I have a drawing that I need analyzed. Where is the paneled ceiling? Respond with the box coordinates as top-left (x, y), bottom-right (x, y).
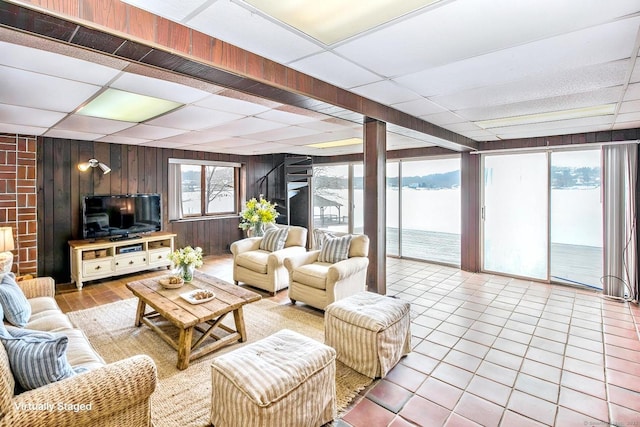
top-left (1, 0), bottom-right (639, 156)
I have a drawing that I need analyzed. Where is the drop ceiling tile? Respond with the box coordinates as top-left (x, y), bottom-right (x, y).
top-left (186, 0), bottom-right (322, 64)
top-left (0, 104), bottom-right (66, 127)
top-left (247, 125), bottom-right (321, 141)
top-left (615, 112), bottom-right (640, 123)
top-left (624, 82), bottom-right (640, 101)
top-left (391, 98), bottom-right (447, 117)
top-left (56, 115), bottom-right (136, 134)
top-left (456, 86), bottom-right (624, 121)
top-left (234, 142), bottom-right (292, 155)
top-left (121, 0), bottom-right (209, 22)
top-left (351, 80), bottom-right (420, 105)
top-left (111, 124), bottom-right (187, 139)
top-left (432, 60), bottom-right (630, 111)
top-left (205, 117), bottom-right (287, 136)
top-left (140, 139), bottom-right (194, 149)
top-left (98, 135), bottom-right (151, 145)
top-left (158, 131), bottom-right (227, 144)
top-left (195, 94), bottom-right (272, 115)
top-left (397, 17), bottom-right (639, 98)
top-left (495, 123), bottom-right (613, 140)
top-left (298, 119), bottom-right (359, 132)
top-left (492, 115), bottom-right (614, 137)
top-left (289, 51), bottom-right (380, 89)
top-left (146, 106), bottom-right (243, 130)
top-left (111, 72), bottom-right (211, 104)
top-left (0, 41), bottom-right (124, 85)
top-left (420, 111), bottom-right (467, 126)
top-left (0, 66), bottom-right (101, 112)
top-left (619, 99), bottom-right (640, 114)
top-left (255, 109), bottom-right (317, 125)
top-left (335, 0), bottom-right (640, 77)
top-left (43, 129), bottom-right (105, 140)
top-left (0, 123), bottom-right (48, 136)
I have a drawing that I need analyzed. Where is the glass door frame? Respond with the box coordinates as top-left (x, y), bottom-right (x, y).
top-left (480, 147), bottom-right (603, 285)
top-left (480, 150), bottom-right (552, 283)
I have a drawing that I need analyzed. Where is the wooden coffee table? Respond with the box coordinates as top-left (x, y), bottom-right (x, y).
top-left (126, 272), bottom-right (261, 370)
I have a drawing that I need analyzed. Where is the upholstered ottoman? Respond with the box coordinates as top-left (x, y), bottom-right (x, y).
top-left (325, 291), bottom-right (411, 378)
top-left (210, 329), bottom-right (336, 427)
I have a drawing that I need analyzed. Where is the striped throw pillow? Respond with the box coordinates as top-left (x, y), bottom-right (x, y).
top-left (1, 327), bottom-right (76, 390)
top-left (313, 229), bottom-right (334, 250)
top-left (259, 227), bottom-right (289, 252)
top-left (0, 273), bottom-right (31, 327)
top-left (318, 234), bottom-right (352, 263)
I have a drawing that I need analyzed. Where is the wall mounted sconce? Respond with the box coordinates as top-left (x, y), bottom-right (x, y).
top-left (0, 227), bottom-right (14, 274)
top-left (78, 159), bottom-right (111, 174)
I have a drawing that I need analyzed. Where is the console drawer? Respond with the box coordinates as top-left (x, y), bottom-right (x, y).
top-left (83, 258), bottom-right (114, 277)
top-left (115, 253), bottom-right (148, 272)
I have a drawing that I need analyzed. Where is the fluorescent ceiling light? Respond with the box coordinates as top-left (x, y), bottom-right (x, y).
top-left (77, 88), bottom-right (183, 123)
top-left (245, 0), bottom-right (441, 45)
top-left (474, 104), bottom-right (616, 130)
top-left (307, 138), bottom-right (362, 149)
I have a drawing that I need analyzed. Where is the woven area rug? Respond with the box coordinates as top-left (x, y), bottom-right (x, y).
top-left (67, 297), bottom-right (372, 426)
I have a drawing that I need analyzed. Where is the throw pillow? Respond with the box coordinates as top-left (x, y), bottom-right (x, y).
top-left (259, 227), bottom-right (289, 252)
top-left (313, 229), bottom-right (334, 250)
top-left (0, 272), bottom-right (31, 327)
top-left (1, 327), bottom-right (76, 390)
top-left (318, 234), bottom-right (352, 263)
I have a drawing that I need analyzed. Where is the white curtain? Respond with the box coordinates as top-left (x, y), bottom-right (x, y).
top-left (168, 163), bottom-right (183, 220)
top-left (602, 144), bottom-right (637, 299)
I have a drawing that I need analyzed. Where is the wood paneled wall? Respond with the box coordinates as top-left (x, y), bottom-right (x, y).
top-left (37, 137), bottom-right (283, 284)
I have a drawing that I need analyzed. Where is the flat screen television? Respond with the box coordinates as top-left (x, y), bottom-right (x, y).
top-left (82, 193), bottom-right (162, 239)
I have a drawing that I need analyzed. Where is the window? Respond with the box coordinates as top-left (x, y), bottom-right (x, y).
top-left (168, 159), bottom-right (241, 220)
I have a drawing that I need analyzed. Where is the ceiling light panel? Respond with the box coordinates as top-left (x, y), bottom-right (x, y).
top-left (77, 88), bottom-right (183, 123)
top-left (245, 0), bottom-right (440, 45)
top-left (0, 66), bottom-right (101, 112)
top-left (474, 104), bottom-right (615, 129)
top-left (186, 0), bottom-right (322, 64)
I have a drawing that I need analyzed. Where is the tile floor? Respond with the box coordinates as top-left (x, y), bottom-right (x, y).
top-left (56, 255), bottom-right (640, 426)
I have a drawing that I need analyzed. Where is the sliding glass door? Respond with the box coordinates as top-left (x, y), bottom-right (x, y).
top-left (550, 150), bottom-right (602, 288)
top-left (483, 149), bottom-right (603, 286)
top-left (483, 153), bottom-right (548, 280)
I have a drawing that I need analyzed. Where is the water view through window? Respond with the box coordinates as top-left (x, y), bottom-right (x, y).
top-left (313, 157), bottom-right (461, 265)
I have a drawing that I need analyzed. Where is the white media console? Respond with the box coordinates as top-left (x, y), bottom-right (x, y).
top-left (69, 231), bottom-right (176, 289)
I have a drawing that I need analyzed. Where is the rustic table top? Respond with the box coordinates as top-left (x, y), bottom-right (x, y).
top-left (126, 272), bottom-right (262, 328)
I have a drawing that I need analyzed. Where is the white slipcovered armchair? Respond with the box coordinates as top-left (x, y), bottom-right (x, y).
top-left (284, 233), bottom-right (369, 310)
top-left (230, 225), bottom-right (308, 295)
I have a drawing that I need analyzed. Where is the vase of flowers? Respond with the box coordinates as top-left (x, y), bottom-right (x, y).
top-left (168, 246), bottom-right (203, 282)
top-left (239, 195), bottom-right (279, 237)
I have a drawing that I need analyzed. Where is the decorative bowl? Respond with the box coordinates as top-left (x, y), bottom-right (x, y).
top-left (158, 275), bottom-right (184, 289)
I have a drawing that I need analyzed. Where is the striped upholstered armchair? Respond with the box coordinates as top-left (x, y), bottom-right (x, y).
top-left (284, 233), bottom-right (369, 310)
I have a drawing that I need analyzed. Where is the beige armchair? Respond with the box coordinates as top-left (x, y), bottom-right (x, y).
top-left (284, 234), bottom-right (369, 310)
top-left (231, 225), bottom-right (308, 295)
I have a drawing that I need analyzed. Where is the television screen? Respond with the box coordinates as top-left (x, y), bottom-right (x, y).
top-left (82, 194), bottom-right (162, 239)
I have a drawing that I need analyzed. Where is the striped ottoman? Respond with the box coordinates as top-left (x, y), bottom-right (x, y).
top-left (325, 291), bottom-right (411, 378)
top-left (210, 329), bottom-right (336, 427)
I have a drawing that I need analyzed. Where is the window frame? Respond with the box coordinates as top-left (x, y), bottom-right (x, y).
top-left (168, 158), bottom-right (243, 221)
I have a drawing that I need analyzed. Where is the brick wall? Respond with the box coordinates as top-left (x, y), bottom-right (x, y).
top-left (0, 134), bottom-right (37, 275)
